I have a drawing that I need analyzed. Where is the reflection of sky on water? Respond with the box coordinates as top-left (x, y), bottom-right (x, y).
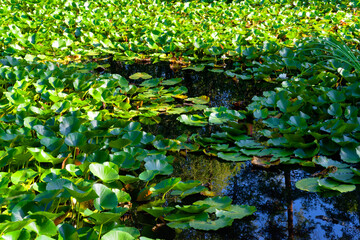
top-left (111, 61), bottom-right (360, 239)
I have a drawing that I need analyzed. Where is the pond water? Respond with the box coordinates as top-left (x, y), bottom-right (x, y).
top-left (110, 61), bottom-right (360, 239)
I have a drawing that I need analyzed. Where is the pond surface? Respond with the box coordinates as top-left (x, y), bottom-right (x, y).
top-left (110, 61), bottom-right (360, 240)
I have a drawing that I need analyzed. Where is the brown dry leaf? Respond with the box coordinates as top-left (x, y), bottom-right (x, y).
top-left (54, 211), bottom-right (70, 226)
top-left (251, 156), bottom-right (280, 168)
top-left (137, 187), bottom-right (153, 202)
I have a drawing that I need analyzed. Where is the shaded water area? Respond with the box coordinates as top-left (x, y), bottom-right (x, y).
top-left (110, 61), bottom-right (360, 239)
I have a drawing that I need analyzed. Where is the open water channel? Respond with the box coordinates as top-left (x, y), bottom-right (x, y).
top-left (109, 60), bottom-right (360, 240)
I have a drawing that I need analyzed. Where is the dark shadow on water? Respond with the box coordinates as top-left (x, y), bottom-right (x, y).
top-left (174, 157), bottom-right (360, 240)
top-left (110, 61), bottom-right (360, 240)
top-left (109, 61), bottom-right (273, 138)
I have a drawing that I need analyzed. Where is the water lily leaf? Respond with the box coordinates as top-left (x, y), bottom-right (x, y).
top-left (171, 185), bottom-right (206, 198)
top-left (101, 230), bottom-right (134, 240)
top-left (189, 216), bottom-right (233, 231)
top-left (35, 235), bottom-right (55, 240)
top-left (235, 140), bottom-right (262, 148)
top-left (150, 177), bottom-right (181, 194)
top-left (40, 137), bottom-right (66, 152)
top-left (129, 72), bottom-right (152, 80)
top-left (109, 139), bottom-right (133, 149)
top-left (112, 189), bottom-right (131, 203)
top-left (177, 115), bottom-right (207, 126)
top-left (287, 116), bottom-right (307, 130)
top-left (183, 65), bottom-right (205, 71)
top-left (166, 221), bottom-right (191, 230)
top-left (194, 196), bottom-right (232, 213)
top-left (10, 166), bottom-right (37, 185)
top-left (59, 117), bottom-right (81, 136)
top-left (153, 139), bottom-right (179, 150)
top-left (143, 207), bottom-right (174, 218)
top-left (0, 219), bottom-right (35, 234)
top-left (161, 78), bottom-right (182, 86)
top-left (312, 156), bottom-right (349, 168)
top-left (92, 183), bottom-right (118, 210)
top-left (64, 187), bottom-right (98, 203)
top-left (215, 205), bottom-right (256, 219)
top-left (328, 103), bottom-right (342, 117)
top-left (164, 212), bottom-right (198, 222)
top-left (28, 148), bottom-right (63, 165)
top-left (46, 179), bottom-right (75, 194)
top-left (23, 117), bottom-right (42, 130)
top-left (176, 204), bottom-right (211, 214)
top-left (328, 168), bottom-right (360, 184)
top-left (327, 90), bottom-right (345, 103)
top-left (144, 159), bottom-right (173, 175)
top-left (58, 223), bottom-right (78, 240)
top-left (276, 98), bottom-right (290, 113)
top-left (111, 227), bottom-right (140, 239)
top-left (140, 78), bottom-right (161, 87)
top-left (84, 209), bottom-right (128, 225)
top-left (25, 215), bottom-right (57, 236)
top-left (351, 167), bottom-right (360, 177)
top-left (89, 163), bottom-right (119, 183)
top-left (118, 175), bottom-right (138, 184)
top-left (65, 132), bottom-right (86, 147)
top-left (217, 152), bottom-right (250, 162)
top-left (340, 146), bottom-right (360, 163)
top-left (295, 178), bottom-right (322, 192)
top-left (318, 178), bottom-right (356, 192)
top-left (139, 170), bottom-right (159, 182)
top-left (186, 96), bottom-right (210, 105)
top-left (1, 229), bottom-right (30, 240)
top-left (294, 145), bottom-right (319, 158)
top-left (172, 180), bottom-right (202, 192)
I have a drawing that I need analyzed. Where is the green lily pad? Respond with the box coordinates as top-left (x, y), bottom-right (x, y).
top-left (101, 230), bottom-right (135, 240)
top-left (189, 216), bottom-right (234, 231)
top-left (215, 205), bottom-right (256, 219)
top-left (89, 162), bottom-right (119, 183)
top-left (143, 207), bottom-right (174, 218)
top-left (175, 204), bottom-right (211, 214)
top-left (295, 178), bottom-right (321, 192)
top-left (129, 72), bottom-right (152, 80)
top-left (194, 196), bottom-right (232, 213)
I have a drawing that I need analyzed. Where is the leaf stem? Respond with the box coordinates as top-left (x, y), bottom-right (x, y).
top-left (98, 224), bottom-right (103, 240)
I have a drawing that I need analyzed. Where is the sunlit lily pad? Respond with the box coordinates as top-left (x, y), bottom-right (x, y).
top-left (295, 178), bottom-right (322, 192)
top-left (189, 216), bottom-right (233, 231)
top-left (215, 205), bottom-right (256, 219)
top-left (129, 72), bottom-right (152, 80)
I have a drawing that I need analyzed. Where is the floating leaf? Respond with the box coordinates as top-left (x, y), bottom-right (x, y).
top-left (143, 207), bottom-right (174, 218)
top-left (189, 217), bottom-right (233, 231)
top-left (64, 132), bottom-right (86, 147)
top-left (129, 72), bottom-right (152, 80)
top-left (101, 230), bottom-right (134, 240)
top-left (215, 205), bottom-right (256, 219)
top-left (89, 163), bottom-right (119, 183)
top-left (92, 183), bottom-right (118, 210)
top-left (194, 196), bottom-right (232, 213)
top-left (295, 178), bottom-right (321, 192)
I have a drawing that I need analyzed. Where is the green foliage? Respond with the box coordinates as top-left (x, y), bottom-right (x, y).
top-left (1, 0), bottom-right (360, 238)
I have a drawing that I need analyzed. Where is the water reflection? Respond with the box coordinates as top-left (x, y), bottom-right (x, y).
top-left (109, 61), bottom-right (273, 138)
top-left (175, 161), bottom-right (360, 239)
top-left (110, 61), bottom-right (360, 239)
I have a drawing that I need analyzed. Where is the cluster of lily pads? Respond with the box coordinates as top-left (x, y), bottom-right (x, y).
top-left (0, 57), bottom-right (257, 239)
top-left (180, 36), bottom-right (360, 194)
top-left (1, 0), bottom-right (359, 62)
top-left (1, 0), bottom-right (360, 238)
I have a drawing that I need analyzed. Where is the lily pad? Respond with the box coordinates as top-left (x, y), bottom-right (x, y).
top-left (129, 72), bottom-right (152, 80)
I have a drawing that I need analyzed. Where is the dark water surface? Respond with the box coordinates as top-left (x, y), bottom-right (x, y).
top-left (110, 61), bottom-right (360, 240)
